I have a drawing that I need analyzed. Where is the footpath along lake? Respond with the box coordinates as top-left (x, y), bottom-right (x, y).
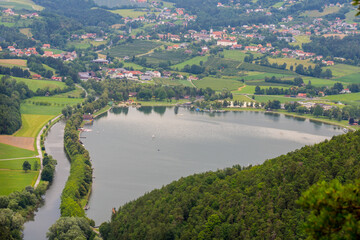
top-left (81, 107), bottom-right (343, 225)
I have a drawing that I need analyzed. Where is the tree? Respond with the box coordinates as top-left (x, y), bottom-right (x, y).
top-left (22, 161), bottom-right (31, 173)
top-left (47, 217), bottom-right (94, 240)
top-left (313, 105), bottom-right (324, 117)
top-left (0, 208), bottom-right (24, 240)
top-left (298, 179), bottom-right (360, 239)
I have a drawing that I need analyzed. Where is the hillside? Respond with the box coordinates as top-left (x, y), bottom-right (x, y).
top-left (100, 131), bottom-right (360, 239)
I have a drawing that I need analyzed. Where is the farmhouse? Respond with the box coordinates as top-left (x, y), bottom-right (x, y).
top-left (217, 40), bottom-right (237, 46)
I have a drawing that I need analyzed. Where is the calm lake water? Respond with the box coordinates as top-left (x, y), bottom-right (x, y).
top-left (81, 107), bottom-right (343, 225)
top-left (23, 121), bottom-right (70, 240)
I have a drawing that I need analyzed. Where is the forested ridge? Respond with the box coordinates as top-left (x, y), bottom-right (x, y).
top-left (100, 131), bottom-right (360, 239)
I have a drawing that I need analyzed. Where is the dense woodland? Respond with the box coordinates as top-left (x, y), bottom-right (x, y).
top-left (100, 131), bottom-right (360, 239)
top-left (0, 76), bottom-right (32, 134)
top-left (303, 35), bottom-right (360, 64)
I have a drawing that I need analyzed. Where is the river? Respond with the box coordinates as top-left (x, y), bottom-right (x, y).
top-left (23, 120), bottom-right (70, 240)
top-left (81, 107), bottom-right (343, 225)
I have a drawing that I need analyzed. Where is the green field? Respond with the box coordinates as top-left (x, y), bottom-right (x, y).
top-left (10, 76), bottom-right (67, 91)
top-left (171, 56), bottom-right (209, 70)
top-left (143, 50), bottom-right (190, 65)
top-left (0, 143), bottom-right (35, 159)
top-left (204, 57), bottom-right (242, 75)
top-left (302, 6), bottom-right (340, 17)
top-left (122, 61), bottom-right (147, 70)
top-left (253, 95), bottom-right (303, 103)
top-left (46, 48), bottom-right (65, 54)
top-left (0, 0), bottom-right (43, 10)
top-left (0, 170), bottom-right (38, 195)
top-left (14, 114), bottom-right (54, 137)
top-left (322, 92), bottom-right (360, 105)
top-left (232, 94), bottom-right (254, 102)
top-left (302, 77), bottom-right (338, 87)
top-left (223, 50), bottom-right (262, 61)
top-left (334, 72), bottom-right (360, 84)
top-left (345, 9), bottom-right (360, 23)
top-left (21, 97), bottom-right (83, 115)
top-left (325, 64), bottom-right (360, 78)
top-left (193, 77), bottom-right (244, 91)
top-left (268, 57), bottom-right (315, 70)
top-left (66, 40), bottom-right (91, 49)
top-left (103, 40), bottom-right (162, 58)
top-left (153, 78), bottom-right (193, 87)
top-left (290, 35), bottom-right (311, 48)
top-left (54, 88), bottom-right (84, 98)
top-left (0, 158), bottom-right (39, 170)
top-left (110, 9), bottom-right (148, 18)
top-left (241, 72), bottom-right (293, 81)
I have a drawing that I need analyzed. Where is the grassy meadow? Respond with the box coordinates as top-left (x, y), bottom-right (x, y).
top-left (14, 114), bottom-right (54, 138)
top-left (171, 56), bottom-right (209, 70)
top-left (0, 170), bottom-right (38, 195)
top-left (0, 143), bottom-right (36, 159)
top-left (193, 76), bottom-right (244, 91)
top-left (103, 40), bottom-right (162, 58)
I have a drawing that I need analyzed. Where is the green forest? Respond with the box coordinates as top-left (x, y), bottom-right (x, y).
top-left (100, 130), bottom-right (360, 239)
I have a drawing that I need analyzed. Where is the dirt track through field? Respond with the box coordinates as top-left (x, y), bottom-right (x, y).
top-left (0, 135), bottom-right (34, 151)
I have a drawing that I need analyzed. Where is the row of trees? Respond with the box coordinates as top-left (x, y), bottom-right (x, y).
top-left (0, 66), bottom-right (31, 78)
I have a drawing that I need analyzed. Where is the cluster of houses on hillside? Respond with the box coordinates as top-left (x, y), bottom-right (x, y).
top-left (2, 8), bottom-right (39, 18)
top-left (6, 44), bottom-right (77, 61)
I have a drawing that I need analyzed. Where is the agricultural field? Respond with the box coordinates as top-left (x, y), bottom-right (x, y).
top-left (223, 50), bottom-right (262, 61)
top-left (0, 158), bottom-right (39, 170)
top-left (0, 143), bottom-right (35, 159)
top-left (290, 35), bottom-right (311, 48)
top-left (238, 62), bottom-right (297, 75)
top-left (171, 55), bottom-right (209, 70)
top-left (110, 9), bottom-right (149, 18)
top-left (0, 170), bottom-right (38, 195)
top-left (302, 77), bottom-right (338, 87)
top-left (321, 92), bottom-right (360, 105)
top-left (193, 76), bottom-right (244, 91)
top-left (103, 40), bottom-right (162, 58)
top-left (21, 97), bottom-right (84, 115)
top-left (232, 94), bottom-right (254, 102)
top-left (240, 71), bottom-right (293, 81)
top-left (46, 48), bottom-right (65, 54)
top-left (54, 88), bottom-right (84, 98)
top-left (153, 78), bottom-right (193, 87)
top-left (0, 0), bottom-right (43, 11)
top-left (204, 57), bottom-right (242, 75)
top-left (8, 76), bottom-right (67, 91)
top-left (122, 61), bottom-right (147, 70)
top-left (268, 57), bottom-right (315, 70)
top-left (345, 9), bottom-right (360, 23)
top-left (302, 6), bottom-right (341, 17)
top-left (14, 114), bottom-right (54, 138)
top-left (324, 64), bottom-right (360, 79)
top-left (0, 59), bottom-right (27, 67)
top-left (19, 28), bottom-right (32, 37)
top-left (66, 40), bottom-right (91, 49)
top-left (143, 50), bottom-right (191, 65)
top-left (334, 72), bottom-right (360, 84)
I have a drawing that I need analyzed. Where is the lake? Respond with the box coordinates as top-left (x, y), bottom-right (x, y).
top-left (81, 107), bottom-right (343, 225)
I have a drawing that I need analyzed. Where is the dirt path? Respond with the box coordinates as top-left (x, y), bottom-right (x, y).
top-left (237, 85), bottom-right (246, 91)
top-left (0, 135), bottom-right (34, 151)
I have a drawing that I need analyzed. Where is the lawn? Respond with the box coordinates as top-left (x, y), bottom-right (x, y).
top-left (14, 114), bottom-right (54, 138)
top-left (103, 40), bottom-right (162, 58)
top-left (268, 58), bottom-right (315, 70)
top-left (171, 56), bottom-right (209, 70)
top-left (0, 170), bottom-right (38, 195)
top-left (0, 158), bottom-right (39, 170)
top-left (322, 92), bottom-right (360, 105)
top-left (193, 76), bottom-right (244, 91)
top-left (110, 9), bottom-right (148, 18)
top-left (46, 48), bottom-right (65, 54)
top-left (0, 143), bottom-right (36, 159)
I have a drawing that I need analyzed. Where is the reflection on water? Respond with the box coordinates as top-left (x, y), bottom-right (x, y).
top-left (82, 107), bottom-right (343, 225)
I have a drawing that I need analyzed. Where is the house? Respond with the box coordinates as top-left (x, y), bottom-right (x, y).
top-left (297, 93), bottom-right (307, 98)
top-left (140, 75), bottom-right (152, 81)
top-left (244, 46), bottom-right (259, 52)
top-left (340, 88), bottom-right (351, 94)
top-left (83, 114), bottom-right (93, 123)
top-left (32, 74), bottom-right (42, 79)
top-left (42, 44), bottom-right (51, 49)
top-left (78, 71), bottom-right (96, 81)
top-left (92, 59), bottom-right (109, 64)
top-left (217, 40), bottom-right (237, 46)
top-left (188, 76), bottom-right (198, 81)
top-left (52, 76), bottom-right (62, 81)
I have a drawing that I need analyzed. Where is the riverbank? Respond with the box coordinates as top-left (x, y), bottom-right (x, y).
top-left (225, 107), bottom-right (358, 131)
